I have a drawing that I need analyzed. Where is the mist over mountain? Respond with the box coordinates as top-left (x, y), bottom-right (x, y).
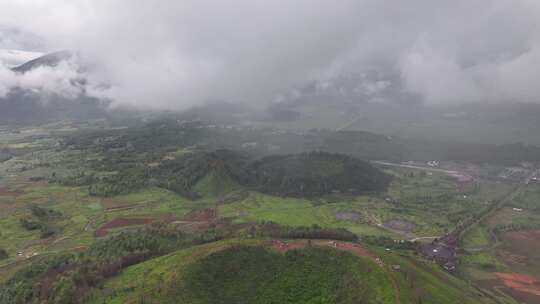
top-left (3, 4), bottom-right (540, 304)
top-left (0, 0), bottom-right (539, 111)
top-left (11, 51), bottom-right (71, 73)
top-left (1, 1), bottom-right (540, 144)
top-left (0, 51), bottom-right (110, 125)
top-left (0, 25), bottom-right (46, 67)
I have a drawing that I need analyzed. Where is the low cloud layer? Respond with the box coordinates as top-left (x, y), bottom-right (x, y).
top-left (0, 0), bottom-right (539, 109)
top-left (0, 49), bottom-right (44, 68)
top-left (0, 59), bottom-right (85, 100)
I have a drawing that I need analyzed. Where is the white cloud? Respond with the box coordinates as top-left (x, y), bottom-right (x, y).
top-left (0, 58), bottom-right (85, 100)
top-left (0, 0), bottom-right (540, 108)
top-left (0, 65), bottom-right (17, 97)
top-left (0, 49), bottom-right (44, 67)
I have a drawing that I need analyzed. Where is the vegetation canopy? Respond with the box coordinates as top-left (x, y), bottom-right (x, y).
top-left (248, 152), bottom-right (391, 197)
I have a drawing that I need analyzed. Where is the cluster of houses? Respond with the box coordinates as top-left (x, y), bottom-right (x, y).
top-left (418, 232), bottom-right (459, 272)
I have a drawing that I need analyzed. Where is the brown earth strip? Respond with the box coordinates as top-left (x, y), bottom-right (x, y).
top-left (494, 272), bottom-right (540, 303)
top-left (94, 218), bottom-right (153, 237)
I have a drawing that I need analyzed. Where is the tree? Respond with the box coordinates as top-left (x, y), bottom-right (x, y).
top-left (0, 247), bottom-right (8, 260)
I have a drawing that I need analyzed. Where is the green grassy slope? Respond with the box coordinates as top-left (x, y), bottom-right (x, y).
top-left (192, 169), bottom-right (242, 198)
top-left (88, 239), bottom-right (498, 304)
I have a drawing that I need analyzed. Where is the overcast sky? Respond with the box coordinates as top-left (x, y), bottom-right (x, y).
top-left (0, 0), bottom-right (539, 109)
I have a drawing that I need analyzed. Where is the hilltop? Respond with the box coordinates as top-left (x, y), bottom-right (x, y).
top-left (248, 152), bottom-right (391, 197)
top-left (86, 238), bottom-right (497, 304)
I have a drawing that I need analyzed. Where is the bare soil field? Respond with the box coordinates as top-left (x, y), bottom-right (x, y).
top-left (270, 239), bottom-right (307, 253)
top-left (269, 239), bottom-right (375, 260)
top-left (475, 229), bottom-right (540, 303)
top-left (498, 230), bottom-right (540, 272)
top-left (494, 272), bottom-right (540, 303)
top-left (505, 230), bottom-right (540, 242)
top-left (94, 218), bottom-right (154, 237)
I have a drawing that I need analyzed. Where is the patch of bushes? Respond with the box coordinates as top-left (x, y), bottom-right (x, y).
top-left (0, 248), bottom-right (8, 260)
top-left (19, 206), bottom-right (63, 239)
top-left (362, 236), bottom-right (417, 250)
top-left (83, 149), bottom-right (248, 198)
top-left (249, 222), bottom-right (358, 242)
top-left (176, 245), bottom-right (383, 304)
top-left (247, 152), bottom-right (391, 197)
top-left (19, 218), bottom-right (60, 239)
top-left (50, 171), bottom-right (96, 187)
top-left (29, 205), bottom-right (62, 219)
top-left (0, 222), bottom-right (223, 304)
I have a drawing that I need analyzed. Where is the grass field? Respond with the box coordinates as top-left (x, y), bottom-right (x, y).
top-left (218, 192), bottom-right (401, 238)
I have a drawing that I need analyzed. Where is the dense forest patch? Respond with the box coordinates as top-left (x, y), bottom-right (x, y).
top-left (53, 149), bottom-right (248, 198)
top-left (247, 152), bottom-right (391, 197)
top-left (174, 245), bottom-right (394, 304)
top-left (0, 221), bottom-right (360, 304)
top-left (0, 248), bottom-right (8, 260)
top-left (0, 222), bottom-right (222, 304)
top-left (52, 148), bottom-right (389, 199)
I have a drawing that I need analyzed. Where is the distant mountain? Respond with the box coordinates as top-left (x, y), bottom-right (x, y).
top-left (11, 50), bottom-right (72, 73)
top-left (256, 72), bottom-right (540, 145)
top-left (247, 152), bottom-right (391, 197)
top-left (0, 49), bottom-right (44, 68)
top-left (0, 90), bottom-right (108, 125)
top-left (0, 51), bottom-right (111, 125)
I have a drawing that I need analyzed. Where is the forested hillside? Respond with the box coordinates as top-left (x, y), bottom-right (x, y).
top-left (248, 152), bottom-right (391, 197)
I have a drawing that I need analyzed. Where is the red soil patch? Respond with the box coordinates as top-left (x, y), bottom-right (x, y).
top-left (95, 218), bottom-right (153, 237)
top-left (270, 240), bottom-right (306, 253)
top-left (269, 240), bottom-right (374, 259)
top-left (498, 229), bottom-right (540, 269)
top-left (496, 272), bottom-right (538, 285)
top-left (495, 272), bottom-right (540, 302)
top-left (505, 230), bottom-right (540, 242)
top-left (270, 240), bottom-right (376, 262)
top-left (318, 240), bottom-right (375, 259)
top-left (479, 278), bottom-right (540, 304)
